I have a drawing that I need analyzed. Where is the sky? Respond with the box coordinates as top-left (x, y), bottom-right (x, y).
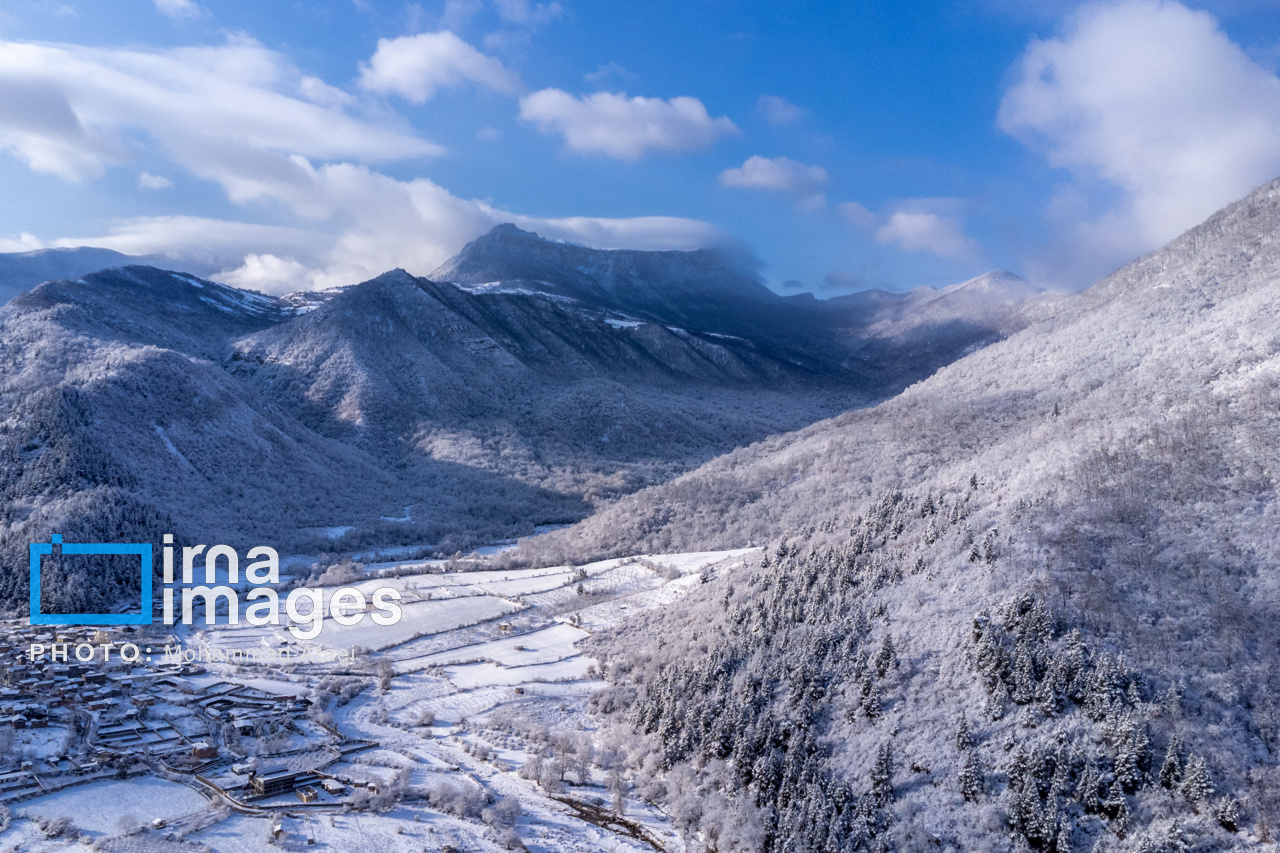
top-left (2, 0), bottom-right (1280, 296)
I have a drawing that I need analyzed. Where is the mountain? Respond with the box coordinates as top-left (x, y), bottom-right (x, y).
top-left (0, 227), bottom-right (1055, 615)
top-left (430, 226), bottom-right (1062, 385)
top-left (532, 179), bottom-right (1280, 849)
top-left (0, 246), bottom-right (179, 306)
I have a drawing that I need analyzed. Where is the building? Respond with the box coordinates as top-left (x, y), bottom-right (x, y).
top-left (250, 763), bottom-right (312, 798)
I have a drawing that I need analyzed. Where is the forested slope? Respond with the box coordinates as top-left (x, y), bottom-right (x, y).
top-left (551, 178), bottom-right (1280, 851)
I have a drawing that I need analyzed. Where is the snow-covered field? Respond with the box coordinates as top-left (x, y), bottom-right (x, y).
top-left (0, 547), bottom-right (758, 853)
top-left (17, 778), bottom-right (209, 837)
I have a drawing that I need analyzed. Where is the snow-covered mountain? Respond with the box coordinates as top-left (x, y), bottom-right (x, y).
top-left (0, 235), bottom-right (1052, 613)
top-left (528, 178), bottom-right (1280, 850)
top-left (432, 225), bottom-right (1061, 383)
top-left (0, 246), bottom-right (179, 306)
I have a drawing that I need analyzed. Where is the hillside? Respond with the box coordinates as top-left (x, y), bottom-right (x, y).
top-left (0, 231), bottom-right (1053, 614)
top-left (530, 178), bottom-right (1280, 850)
top-left (0, 246), bottom-right (179, 306)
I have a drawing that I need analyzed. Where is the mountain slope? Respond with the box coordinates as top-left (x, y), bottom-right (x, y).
top-left (431, 225), bottom-right (1062, 388)
top-left (533, 178), bottom-right (1280, 850)
top-left (0, 246), bottom-right (179, 306)
top-left (0, 231), bottom-right (1061, 615)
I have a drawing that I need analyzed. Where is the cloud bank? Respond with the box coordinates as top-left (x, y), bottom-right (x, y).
top-left (1001, 0), bottom-right (1280, 284)
top-left (0, 37), bottom-right (729, 293)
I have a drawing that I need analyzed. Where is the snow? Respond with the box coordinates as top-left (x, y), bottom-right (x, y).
top-left (153, 424), bottom-right (194, 470)
top-left (315, 596), bottom-right (521, 651)
top-left (4, 547), bottom-right (752, 852)
top-left (380, 504), bottom-right (414, 522)
top-left (604, 317), bottom-right (643, 329)
top-left (18, 778), bottom-right (208, 837)
top-left (12, 726), bottom-right (72, 759)
top-left (409, 622), bottom-right (590, 668)
top-left (444, 657), bottom-right (596, 690)
top-left (303, 525), bottom-right (355, 539)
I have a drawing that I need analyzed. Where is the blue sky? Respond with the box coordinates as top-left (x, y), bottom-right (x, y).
top-left (2, 0), bottom-right (1280, 295)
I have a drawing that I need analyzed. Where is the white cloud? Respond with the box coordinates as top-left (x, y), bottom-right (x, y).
top-left (757, 94), bottom-right (804, 125)
top-left (837, 200), bottom-right (877, 228)
top-left (26, 171), bottom-right (729, 294)
top-left (0, 231), bottom-right (44, 253)
top-left (358, 31), bottom-right (520, 104)
top-left (217, 253), bottom-right (313, 292)
top-left (0, 38), bottom-right (439, 187)
top-left (138, 171), bottom-right (172, 189)
top-left (519, 89), bottom-right (737, 160)
top-left (154, 0), bottom-right (200, 19)
top-left (875, 204), bottom-right (978, 260)
top-left (719, 155), bottom-right (827, 195)
top-left (0, 36), bottom-right (728, 294)
top-left (513, 215), bottom-right (728, 253)
top-left (1000, 0), bottom-right (1280, 284)
top-left (439, 0), bottom-right (484, 31)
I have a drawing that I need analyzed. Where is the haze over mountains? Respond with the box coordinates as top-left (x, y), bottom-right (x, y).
top-left (0, 246), bottom-right (182, 306)
top-left (0, 226), bottom-right (1050, 613)
top-left (531, 178), bottom-right (1280, 850)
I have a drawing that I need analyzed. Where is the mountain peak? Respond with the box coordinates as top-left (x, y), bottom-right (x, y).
top-left (488, 222), bottom-right (540, 239)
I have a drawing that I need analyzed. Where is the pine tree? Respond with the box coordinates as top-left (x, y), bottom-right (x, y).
top-left (1114, 740), bottom-right (1142, 794)
top-left (1158, 737), bottom-right (1183, 789)
top-left (1077, 758), bottom-right (1102, 813)
top-left (874, 635), bottom-right (897, 678)
top-left (956, 711), bottom-right (974, 751)
top-left (1138, 820), bottom-right (1188, 853)
top-left (869, 741), bottom-right (894, 807)
top-left (1215, 796), bottom-right (1240, 832)
top-left (1179, 754), bottom-right (1212, 805)
top-left (959, 749), bottom-right (983, 801)
top-left (1104, 783), bottom-right (1129, 835)
top-left (1012, 642), bottom-right (1037, 704)
top-left (1054, 818), bottom-right (1073, 853)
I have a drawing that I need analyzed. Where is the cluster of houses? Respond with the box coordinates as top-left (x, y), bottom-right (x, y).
top-left (0, 618), bottom-right (391, 815)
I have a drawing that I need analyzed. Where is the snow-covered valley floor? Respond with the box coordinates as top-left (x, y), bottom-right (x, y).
top-left (1, 547), bottom-right (759, 853)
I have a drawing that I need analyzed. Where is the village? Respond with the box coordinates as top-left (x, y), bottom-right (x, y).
top-left (0, 549), bottom-right (756, 851)
top-left (0, 620), bottom-right (387, 818)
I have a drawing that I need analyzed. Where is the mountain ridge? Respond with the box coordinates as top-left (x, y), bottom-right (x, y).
top-left (526, 175), bottom-right (1280, 851)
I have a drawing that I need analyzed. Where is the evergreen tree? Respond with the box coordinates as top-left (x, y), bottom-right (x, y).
top-left (1158, 737), bottom-right (1182, 789)
top-left (1077, 758), bottom-right (1103, 814)
top-left (1215, 796), bottom-right (1240, 832)
top-left (869, 741), bottom-right (894, 808)
top-left (955, 711), bottom-right (974, 751)
top-left (1114, 739), bottom-right (1142, 794)
top-left (1054, 818), bottom-right (1073, 853)
top-left (959, 749), bottom-right (983, 801)
top-left (1104, 783), bottom-right (1129, 835)
top-left (1179, 754), bottom-right (1212, 805)
top-left (1136, 821), bottom-right (1188, 853)
top-left (875, 635), bottom-right (897, 678)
